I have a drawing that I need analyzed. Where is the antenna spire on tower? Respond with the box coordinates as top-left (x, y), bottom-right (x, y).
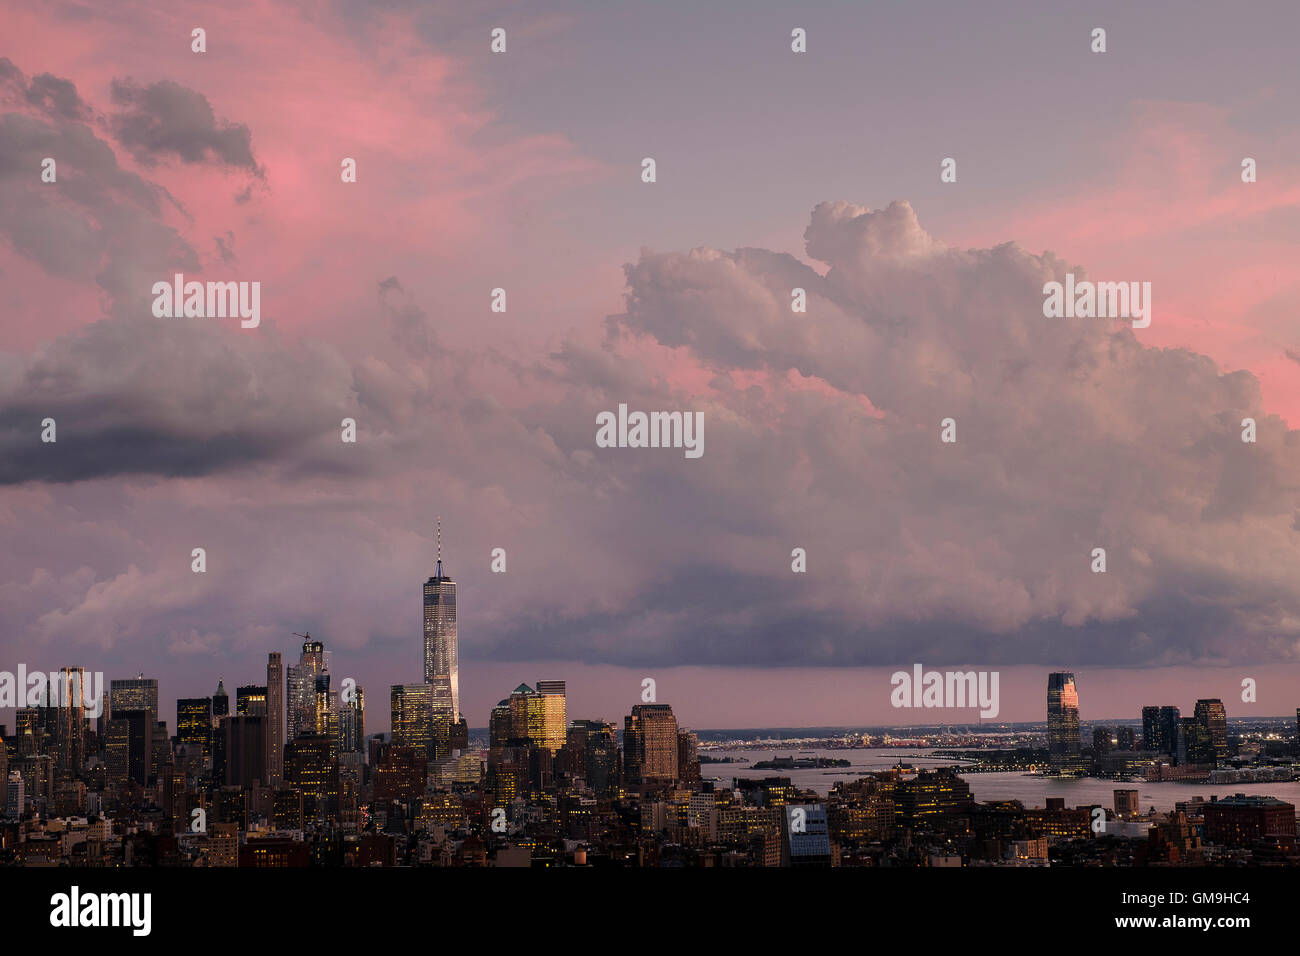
top-left (435, 515), bottom-right (443, 576)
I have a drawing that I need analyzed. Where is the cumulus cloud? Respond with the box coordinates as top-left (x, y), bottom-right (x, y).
top-left (5, 156), bottom-right (1299, 672)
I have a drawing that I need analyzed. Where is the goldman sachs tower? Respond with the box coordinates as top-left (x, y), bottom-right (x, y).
top-left (423, 518), bottom-right (459, 720)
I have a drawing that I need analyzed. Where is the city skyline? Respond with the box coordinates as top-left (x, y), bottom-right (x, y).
top-left (4, 0), bottom-right (1300, 899)
top-left (1, 529), bottom-right (1290, 732)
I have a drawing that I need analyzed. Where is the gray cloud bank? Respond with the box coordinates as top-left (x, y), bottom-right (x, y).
top-left (1, 66), bottom-right (1297, 670)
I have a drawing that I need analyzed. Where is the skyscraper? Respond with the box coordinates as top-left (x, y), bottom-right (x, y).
top-left (505, 684), bottom-right (544, 747)
top-left (490, 699), bottom-right (512, 749)
top-left (1141, 705), bottom-right (1160, 752)
top-left (569, 719), bottom-right (619, 796)
top-left (225, 714), bottom-right (266, 790)
top-left (535, 680), bottom-right (567, 755)
top-left (428, 676), bottom-right (454, 761)
top-left (423, 519), bottom-right (459, 720)
top-left (1142, 705), bottom-right (1179, 755)
top-left (266, 652), bottom-right (284, 787)
top-left (338, 685), bottom-right (364, 755)
top-left (236, 685), bottom-right (268, 716)
top-left (314, 675), bottom-right (335, 738)
top-left (106, 709), bottom-right (153, 786)
top-left (109, 676), bottom-right (158, 718)
top-left (1046, 673), bottom-right (1080, 756)
top-left (391, 683), bottom-right (434, 759)
top-left (284, 735), bottom-right (340, 822)
top-left (286, 638), bottom-right (328, 741)
top-left (177, 697), bottom-right (212, 758)
top-left (677, 728), bottom-right (701, 783)
top-left (623, 703), bottom-right (679, 787)
top-left (1193, 698), bottom-right (1228, 765)
top-left (53, 667), bottom-right (87, 774)
top-left (213, 680), bottom-right (229, 719)
top-left (1158, 706), bottom-right (1181, 755)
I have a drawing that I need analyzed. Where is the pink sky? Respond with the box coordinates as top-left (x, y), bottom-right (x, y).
top-left (3, 2), bottom-right (1300, 733)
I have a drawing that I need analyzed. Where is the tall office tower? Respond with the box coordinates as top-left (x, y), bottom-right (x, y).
top-left (451, 716), bottom-right (469, 751)
top-left (225, 714), bottom-right (266, 789)
top-left (284, 735), bottom-right (340, 821)
top-left (506, 683), bottom-right (549, 747)
top-left (571, 719), bottom-right (619, 795)
top-left (1193, 699), bottom-right (1229, 765)
top-left (1092, 727), bottom-right (1112, 754)
top-left (312, 676), bottom-right (338, 743)
top-left (391, 684), bottom-right (434, 759)
top-left (15, 709), bottom-right (41, 758)
top-left (677, 729), bottom-right (701, 783)
top-left (236, 685), bottom-right (267, 716)
top-left (177, 697), bottom-right (212, 759)
top-left (106, 710), bottom-right (153, 786)
top-left (212, 680), bottom-right (229, 718)
top-left (1158, 707), bottom-right (1181, 755)
top-left (338, 686), bottom-right (364, 755)
top-left (1141, 706), bottom-right (1160, 751)
top-left (266, 652), bottom-right (284, 786)
top-left (212, 716), bottom-right (229, 785)
top-left (623, 704), bottom-right (679, 787)
top-left (1116, 727), bottom-right (1136, 751)
top-left (428, 676), bottom-right (454, 761)
top-left (51, 667), bottom-right (89, 774)
top-left (151, 720), bottom-right (173, 780)
top-left (163, 763), bottom-right (186, 833)
top-left (109, 676), bottom-right (159, 718)
top-left (1046, 673), bottom-right (1080, 755)
top-left (5, 772), bottom-right (23, 817)
top-left (423, 519), bottom-right (459, 719)
top-left (286, 638), bottom-right (328, 740)
top-left (489, 699), bottom-right (512, 749)
top-left (535, 680), bottom-right (567, 755)
top-left (1176, 716), bottom-right (1195, 765)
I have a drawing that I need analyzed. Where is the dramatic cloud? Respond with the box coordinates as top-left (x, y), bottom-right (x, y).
top-left (4, 1), bottom-right (1300, 735)
top-left (110, 79), bottom-right (262, 176)
top-left (0, 316), bottom-right (357, 484)
top-left (5, 200), bottom-right (1299, 677)
top-left (0, 104), bottom-right (196, 315)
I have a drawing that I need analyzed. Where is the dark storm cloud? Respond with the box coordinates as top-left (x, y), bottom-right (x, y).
top-left (6, 188), bottom-right (1300, 671)
top-left (0, 318), bottom-right (357, 484)
top-left (0, 58), bottom-right (94, 121)
top-left (109, 79), bottom-right (263, 175)
top-left (0, 111), bottom-right (197, 312)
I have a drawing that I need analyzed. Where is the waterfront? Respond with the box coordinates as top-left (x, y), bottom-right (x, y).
top-left (701, 748), bottom-right (1300, 811)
